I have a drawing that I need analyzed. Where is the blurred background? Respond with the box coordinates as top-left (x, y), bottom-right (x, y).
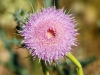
top-left (0, 0), bottom-right (100, 75)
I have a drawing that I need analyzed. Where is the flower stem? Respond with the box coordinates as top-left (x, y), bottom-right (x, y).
top-left (41, 60), bottom-right (49, 75)
top-left (66, 52), bottom-right (83, 75)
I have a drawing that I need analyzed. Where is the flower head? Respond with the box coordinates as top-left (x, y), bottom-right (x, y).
top-left (20, 7), bottom-right (77, 63)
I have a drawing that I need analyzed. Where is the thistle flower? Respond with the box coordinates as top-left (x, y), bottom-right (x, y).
top-left (20, 7), bottom-right (77, 63)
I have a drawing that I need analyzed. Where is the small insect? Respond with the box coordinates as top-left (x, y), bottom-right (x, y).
top-left (15, 22), bottom-right (24, 31)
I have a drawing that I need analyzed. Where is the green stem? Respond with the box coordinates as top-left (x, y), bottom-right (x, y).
top-left (66, 52), bottom-right (83, 75)
top-left (41, 60), bottom-right (49, 75)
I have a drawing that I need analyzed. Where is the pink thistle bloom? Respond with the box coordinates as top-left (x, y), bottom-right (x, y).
top-left (20, 7), bottom-right (77, 63)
